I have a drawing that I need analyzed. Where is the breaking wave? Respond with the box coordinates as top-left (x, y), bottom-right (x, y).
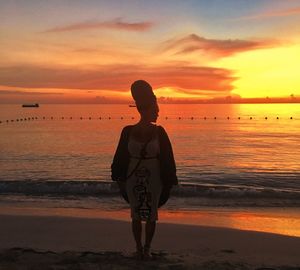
top-left (0, 180), bottom-right (299, 207)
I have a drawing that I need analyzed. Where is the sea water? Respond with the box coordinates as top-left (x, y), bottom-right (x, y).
top-left (0, 104), bottom-right (300, 206)
top-left (1, 103), bottom-right (300, 236)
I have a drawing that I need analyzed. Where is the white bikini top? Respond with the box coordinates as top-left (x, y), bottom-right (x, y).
top-left (128, 128), bottom-right (160, 159)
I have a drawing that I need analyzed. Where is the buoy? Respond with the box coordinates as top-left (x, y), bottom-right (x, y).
top-left (131, 117), bottom-right (134, 120)
top-left (6, 120), bottom-right (9, 122)
top-left (290, 117), bottom-right (293, 120)
top-left (80, 117), bottom-right (83, 120)
top-left (32, 117), bottom-right (34, 120)
top-left (51, 117), bottom-right (53, 120)
top-left (70, 117), bottom-right (72, 120)
top-left (0, 121), bottom-right (2, 124)
top-left (35, 117), bottom-right (38, 119)
top-left (121, 117), bottom-right (123, 120)
top-left (43, 117), bottom-right (45, 119)
top-left (227, 117), bottom-right (230, 120)
top-left (204, 117), bottom-right (206, 120)
top-left (99, 117), bottom-right (102, 120)
top-left (179, 117), bottom-right (181, 120)
top-left (191, 117), bottom-right (194, 120)
top-left (265, 117), bottom-right (268, 120)
top-left (250, 117), bottom-right (252, 120)
top-left (20, 119), bottom-right (23, 121)
top-left (89, 117), bottom-right (91, 120)
top-left (238, 117), bottom-right (240, 120)
top-left (11, 120), bottom-right (14, 122)
top-left (108, 117), bottom-right (111, 120)
top-left (277, 117), bottom-right (279, 119)
top-left (214, 117), bottom-right (217, 120)
top-left (62, 117), bottom-right (64, 120)
top-left (16, 119), bottom-right (19, 122)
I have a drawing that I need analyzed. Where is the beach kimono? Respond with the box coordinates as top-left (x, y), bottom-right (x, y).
top-left (111, 125), bottom-right (178, 208)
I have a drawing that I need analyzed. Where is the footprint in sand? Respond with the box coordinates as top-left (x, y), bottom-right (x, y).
top-left (220, 249), bottom-right (236, 254)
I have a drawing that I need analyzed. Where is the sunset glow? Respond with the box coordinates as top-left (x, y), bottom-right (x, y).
top-left (1, 0), bottom-right (300, 103)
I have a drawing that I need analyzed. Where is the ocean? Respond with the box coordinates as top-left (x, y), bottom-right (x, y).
top-left (1, 103), bottom-right (300, 236)
top-left (0, 103), bottom-right (300, 207)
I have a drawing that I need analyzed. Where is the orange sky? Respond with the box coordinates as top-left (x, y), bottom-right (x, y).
top-left (1, 0), bottom-right (300, 103)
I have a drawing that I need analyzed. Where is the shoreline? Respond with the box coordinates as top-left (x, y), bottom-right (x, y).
top-left (0, 214), bottom-right (300, 269)
top-left (0, 201), bottom-right (299, 237)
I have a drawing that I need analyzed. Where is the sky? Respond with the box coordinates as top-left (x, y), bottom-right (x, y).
top-left (1, 0), bottom-right (300, 103)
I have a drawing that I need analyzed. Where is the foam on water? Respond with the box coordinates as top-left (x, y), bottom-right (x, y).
top-left (0, 180), bottom-right (299, 207)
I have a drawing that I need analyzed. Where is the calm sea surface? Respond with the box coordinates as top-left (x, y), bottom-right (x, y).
top-left (0, 104), bottom-right (300, 208)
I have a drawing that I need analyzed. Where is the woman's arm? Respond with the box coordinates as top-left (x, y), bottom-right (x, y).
top-left (111, 126), bottom-right (131, 182)
top-left (158, 126), bottom-right (178, 186)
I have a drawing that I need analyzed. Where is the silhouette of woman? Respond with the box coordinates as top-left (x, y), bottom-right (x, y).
top-left (111, 80), bottom-right (178, 259)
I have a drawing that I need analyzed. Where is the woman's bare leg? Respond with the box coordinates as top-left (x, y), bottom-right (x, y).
top-left (132, 219), bottom-right (143, 250)
top-left (145, 220), bottom-right (156, 250)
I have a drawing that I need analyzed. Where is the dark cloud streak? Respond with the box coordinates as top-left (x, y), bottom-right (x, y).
top-left (43, 18), bottom-right (154, 33)
top-left (0, 64), bottom-right (236, 93)
top-left (0, 90), bottom-right (64, 95)
top-left (232, 6), bottom-right (300, 21)
top-left (164, 34), bottom-right (277, 57)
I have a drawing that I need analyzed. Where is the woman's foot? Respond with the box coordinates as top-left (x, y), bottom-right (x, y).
top-left (134, 245), bottom-right (143, 260)
top-left (143, 245), bottom-right (152, 260)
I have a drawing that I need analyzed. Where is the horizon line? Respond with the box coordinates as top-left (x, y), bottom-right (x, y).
top-left (1, 101), bottom-right (300, 105)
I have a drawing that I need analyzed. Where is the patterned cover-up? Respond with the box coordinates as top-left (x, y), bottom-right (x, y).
top-left (126, 129), bottom-right (162, 221)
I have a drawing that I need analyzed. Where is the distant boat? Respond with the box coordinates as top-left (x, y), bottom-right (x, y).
top-left (22, 103), bottom-right (39, 108)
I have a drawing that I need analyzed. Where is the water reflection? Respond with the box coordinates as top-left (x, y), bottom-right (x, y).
top-left (0, 104), bottom-right (299, 190)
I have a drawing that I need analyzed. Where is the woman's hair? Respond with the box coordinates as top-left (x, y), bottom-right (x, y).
top-left (131, 80), bottom-right (157, 113)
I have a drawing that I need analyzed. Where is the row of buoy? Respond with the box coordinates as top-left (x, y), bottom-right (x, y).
top-left (0, 117), bottom-right (38, 123)
top-left (171, 116), bottom-right (293, 120)
top-left (0, 116), bottom-right (295, 124)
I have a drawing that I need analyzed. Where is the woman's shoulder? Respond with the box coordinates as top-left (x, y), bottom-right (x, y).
top-left (119, 125), bottom-right (134, 140)
top-left (123, 124), bottom-right (166, 138)
top-left (121, 125), bottom-right (134, 133)
top-left (156, 125), bottom-right (167, 135)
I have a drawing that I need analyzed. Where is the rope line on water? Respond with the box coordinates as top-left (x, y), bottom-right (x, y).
top-left (0, 116), bottom-right (296, 124)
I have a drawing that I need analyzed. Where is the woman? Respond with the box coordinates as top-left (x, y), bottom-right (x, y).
top-left (111, 80), bottom-right (178, 259)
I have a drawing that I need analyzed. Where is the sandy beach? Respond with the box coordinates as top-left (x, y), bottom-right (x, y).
top-left (0, 214), bottom-right (299, 270)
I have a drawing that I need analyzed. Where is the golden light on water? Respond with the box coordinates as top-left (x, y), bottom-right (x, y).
top-left (159, 209), bottom-right (300, 237)
top-left (1, 205), bottom-right (299, 237)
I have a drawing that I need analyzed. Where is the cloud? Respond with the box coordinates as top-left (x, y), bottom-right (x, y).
top-left (233, 6), bottom-right (300, 21)
top-left (0, 64), bottom-right (236, 94)
top-left (164, 34), bottom-right (277, 58)
top-left (0, 90), bottom-right (64, 95)
top-left (43, 18), bottom-right (154, 33)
